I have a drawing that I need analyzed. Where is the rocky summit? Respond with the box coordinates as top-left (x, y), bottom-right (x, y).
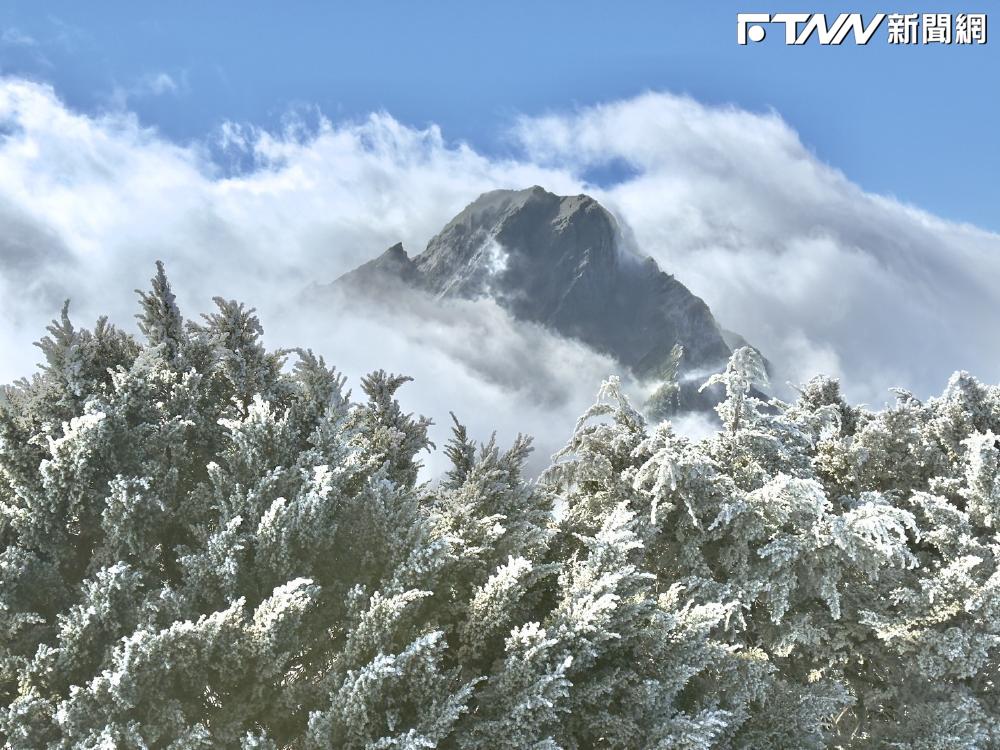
top-left (326, 186), bottom-right (736, 385)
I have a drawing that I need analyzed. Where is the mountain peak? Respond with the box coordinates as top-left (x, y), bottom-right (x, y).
top-left (332, 240), bottom-right (418, 291)
top-left (444, 186), bottom-right (607, 229)
top-left (414, 187), bottom-right (621, 297)
top-left (325, 187), bottom-right (733, 379)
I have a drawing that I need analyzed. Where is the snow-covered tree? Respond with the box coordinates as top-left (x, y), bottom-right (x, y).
top-left (4, 268), bottom-right (1000, 747)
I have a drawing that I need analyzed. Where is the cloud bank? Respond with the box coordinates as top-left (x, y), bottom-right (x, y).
top-left (1, 77), bottom-right (998, 463)
top-left (515, 94), bottom-right (1000, 404)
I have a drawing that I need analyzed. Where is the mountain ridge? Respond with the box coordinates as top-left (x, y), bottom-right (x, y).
top-left (321, 187), bottom-right (736, 388)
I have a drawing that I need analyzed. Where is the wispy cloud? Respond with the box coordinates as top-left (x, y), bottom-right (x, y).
top-left (139, 71), bottom-right (179, 96)
top-left (43, 14), bottom-right (89, 52)
top-left (108, 71), bottom-right (186, 109)
top-left (0, 28), bottom-right (38, 47)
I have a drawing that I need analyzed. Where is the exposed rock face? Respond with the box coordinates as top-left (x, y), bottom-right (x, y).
top-left (333, 242), bottom-right (420, 291)
top-left (324, 186), bottom-right (734, 381)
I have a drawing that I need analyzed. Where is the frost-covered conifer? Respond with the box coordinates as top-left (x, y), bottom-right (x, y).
top-left (135, 260), bottom-right (185, 363)
top-left (4, 270), bottom-right (1000, 747)
top-left (644, 343), bottom-right (684, 422)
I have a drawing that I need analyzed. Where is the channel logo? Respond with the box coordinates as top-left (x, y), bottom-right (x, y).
top-left (738, 12), bottom-right (987, 45)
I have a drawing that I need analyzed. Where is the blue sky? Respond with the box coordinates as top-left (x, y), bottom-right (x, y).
top-left (0, 0), bottom-right (996, 229)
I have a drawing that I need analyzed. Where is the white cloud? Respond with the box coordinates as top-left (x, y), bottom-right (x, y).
top-left (512, 93), bottom-right (1000, 404)
top-left (107, 71), bottom-right (185, 109)
top-left (139, 72), bottom-right (179, 97)
top-left (284, 285), bottom-right (633, 474)
top-left (0, 78), bottom-right (998, 462)
top-left (1, 28), bottom-right (38, 47)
